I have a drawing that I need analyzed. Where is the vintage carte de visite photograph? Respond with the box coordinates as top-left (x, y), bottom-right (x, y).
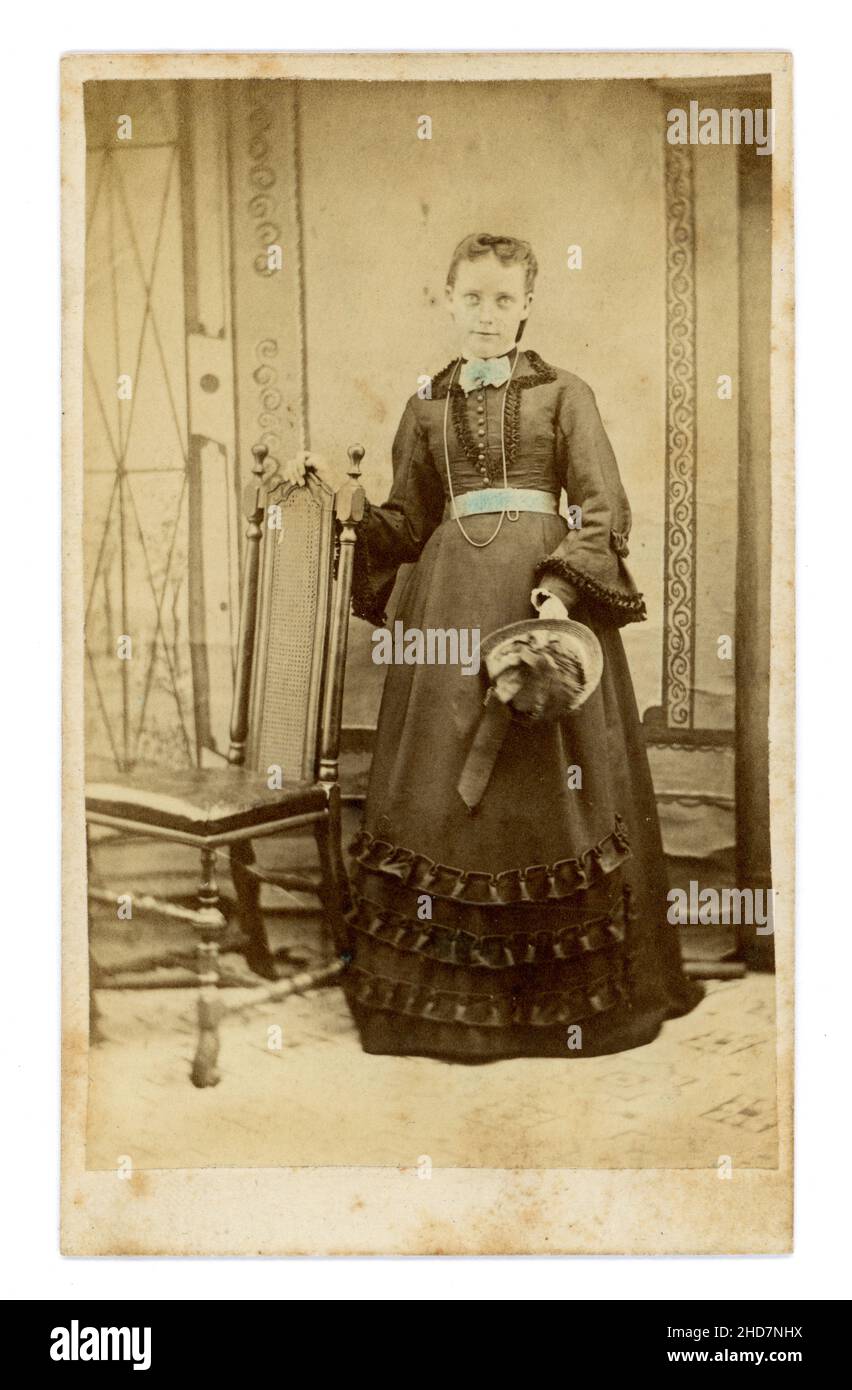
top-left (60, 50), bottom-right (794, 1256)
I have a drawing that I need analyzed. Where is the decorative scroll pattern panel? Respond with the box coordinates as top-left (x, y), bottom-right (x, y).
top-left (663, 140), bottom-right (698, 730)
top-left (229, 81), bottom-right (307, 491)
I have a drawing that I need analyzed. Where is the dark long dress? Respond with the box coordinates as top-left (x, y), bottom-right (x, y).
top-left (343, 349), bottom-right (703, 1061)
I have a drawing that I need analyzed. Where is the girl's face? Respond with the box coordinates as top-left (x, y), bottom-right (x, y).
top-left (445, 254), bottom-right (533, 359)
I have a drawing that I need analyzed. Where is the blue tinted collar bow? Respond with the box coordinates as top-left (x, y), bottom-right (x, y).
top-left (459, 354), bottom-right (513, 395)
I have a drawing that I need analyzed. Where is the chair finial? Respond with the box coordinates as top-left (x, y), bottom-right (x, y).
top-left (251, 443), bottom-right (268, 480)
top-left (347, 444), bottom-right (365, 482)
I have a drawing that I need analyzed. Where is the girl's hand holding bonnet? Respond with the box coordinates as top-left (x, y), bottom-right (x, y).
top-left (530, 587), bottom-right (571, 621)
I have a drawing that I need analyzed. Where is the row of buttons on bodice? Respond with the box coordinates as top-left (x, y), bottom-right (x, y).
top-left (474, 389), bottom-right (489, 480)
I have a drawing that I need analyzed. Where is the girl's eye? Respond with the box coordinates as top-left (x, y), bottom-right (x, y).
top-left (464, 294), bottom-right (479, 304)
top-left (498, 296), bottom-right (512, 306)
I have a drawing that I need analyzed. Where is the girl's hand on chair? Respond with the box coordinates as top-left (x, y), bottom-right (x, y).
top-left (282, 451), bottom-right (330, 487)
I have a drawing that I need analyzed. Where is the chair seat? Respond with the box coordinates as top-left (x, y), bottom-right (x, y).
top-left (85, 761), bottom-right (328, 837)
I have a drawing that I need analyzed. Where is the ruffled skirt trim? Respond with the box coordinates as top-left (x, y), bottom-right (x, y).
top-left (344, 962), bottom-right (633, 1030)
top-left (347, 892), bottom-right (631, 970)
top-left (348, 815), bottom-right (631, 905)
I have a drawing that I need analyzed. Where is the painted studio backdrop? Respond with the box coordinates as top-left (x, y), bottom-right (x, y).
top-left (82, 76), bottom-right (771, 920)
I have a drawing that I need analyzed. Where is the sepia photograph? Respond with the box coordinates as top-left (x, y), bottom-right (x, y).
top-left (60, 49), bottom-right (794, 1256)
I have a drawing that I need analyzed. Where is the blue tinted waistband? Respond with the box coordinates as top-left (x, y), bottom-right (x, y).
top-left (447, 488), bottom-right (559, 520)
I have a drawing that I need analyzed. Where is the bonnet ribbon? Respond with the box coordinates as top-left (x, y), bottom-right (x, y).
top-left (456, 693), bottom-right (512, 812)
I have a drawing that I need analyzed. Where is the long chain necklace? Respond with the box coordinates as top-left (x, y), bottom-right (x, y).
top-left (442, 346), bottom-right (520, 549)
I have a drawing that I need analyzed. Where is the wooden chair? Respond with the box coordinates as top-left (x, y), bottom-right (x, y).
top-left (86, 442), bottom-right (366, 1087)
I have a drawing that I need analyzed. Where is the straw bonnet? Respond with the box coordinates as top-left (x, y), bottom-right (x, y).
top-left (479, 616), bottom-right (604, 724)
top-left (457, 617), bottom-right (603, 810)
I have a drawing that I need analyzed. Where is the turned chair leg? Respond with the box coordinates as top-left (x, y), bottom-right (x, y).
top-left (313, 787), bottom-right (352, 957)
top-left (230, 839), bottom-right (278, 980)
top-left (191, 846), bottom-right (227, 1088)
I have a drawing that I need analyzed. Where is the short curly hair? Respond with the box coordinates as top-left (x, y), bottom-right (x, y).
top-left (446, 233), bottom-right (538, 295)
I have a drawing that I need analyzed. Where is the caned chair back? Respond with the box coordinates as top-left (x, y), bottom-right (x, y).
top-left (227, 443), bottom-right (364, 788)
top-left (247, 473), bottom-right (335, 784)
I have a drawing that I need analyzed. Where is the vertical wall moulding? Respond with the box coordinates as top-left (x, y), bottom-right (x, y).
top-left (663, 139), bottom-right (698, 730)
top-left (180, 81), bottom-right (241, 764)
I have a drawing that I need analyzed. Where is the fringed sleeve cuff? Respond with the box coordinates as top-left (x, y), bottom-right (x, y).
top-left (350, 503), bottom-right (395, 627)
top-left (532, 554), bottom-right (647, 627)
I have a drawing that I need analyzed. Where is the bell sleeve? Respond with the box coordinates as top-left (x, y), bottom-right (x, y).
top-left (351, 399), bottom-right (446, 626)
top-left (532, 378), bottom-right (647, 626)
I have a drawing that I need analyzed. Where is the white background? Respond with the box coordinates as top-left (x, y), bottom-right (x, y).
top-left (0, 0), bottom-right (847, 1302)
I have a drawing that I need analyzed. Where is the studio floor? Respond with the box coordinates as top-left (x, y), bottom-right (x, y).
top-left (87, 927), bottom-right (778, 1175)
top-left (85, 801), bottom-right (778, 1174)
